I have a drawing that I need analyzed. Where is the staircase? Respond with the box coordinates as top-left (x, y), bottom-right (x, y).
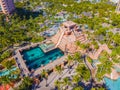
top-left (51, 29), bottom-right (62, 44)
top-left (77, 34), bottom-right (87, 43)
top-left (57, 38), bottom-right (67, 51)
top-left (55, 29), bottom-right (65, 47)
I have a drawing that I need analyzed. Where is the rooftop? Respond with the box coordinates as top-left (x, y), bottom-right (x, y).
top-left (62, 21), bottom-right (76, 27)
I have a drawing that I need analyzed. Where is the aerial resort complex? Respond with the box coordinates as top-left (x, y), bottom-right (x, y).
top-left (0, 0), bottom-right (120, 90)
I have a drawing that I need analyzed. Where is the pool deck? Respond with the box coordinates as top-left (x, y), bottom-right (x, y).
top-left (105, 68), bottom-right (120, 80)
top-left (14, 43), bottom-right (41, 76)
top-left (14, 41), bottom-right (66, 77)
top-left (14, 49), bottom-right (30, 76)
top-left (21, 40), bottom-right (55, 53)
top-left (33, 55), bottom-right (67, 76)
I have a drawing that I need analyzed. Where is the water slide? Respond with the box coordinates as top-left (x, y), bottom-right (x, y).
top-left (55, 28), bottom-right (65, 47)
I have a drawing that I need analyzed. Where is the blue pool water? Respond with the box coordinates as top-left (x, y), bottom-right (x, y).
top-left (0, 67), bottom-right (17, 77)
top-left (104, 77), bottom-right (120, 90)
top-left (22, 47), bottom-right (64, 70)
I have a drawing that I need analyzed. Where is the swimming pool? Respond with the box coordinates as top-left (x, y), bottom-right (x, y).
top-left (22, 47), bottom-right (64, 70)
top-left (104, 77), bottom-right (120, 90)
top-left (0, 67), bottom-right (17, 77)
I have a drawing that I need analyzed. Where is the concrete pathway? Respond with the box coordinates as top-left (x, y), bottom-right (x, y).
top-left (36, 64), bottom-right (76, 90)
top-left (88, 44), bottom-right (111, 60)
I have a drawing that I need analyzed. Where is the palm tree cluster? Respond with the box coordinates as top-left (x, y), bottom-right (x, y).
top-left (54, 52), bottom-right (106, 90)
top-left (14, 77), bottom-right (34, 90)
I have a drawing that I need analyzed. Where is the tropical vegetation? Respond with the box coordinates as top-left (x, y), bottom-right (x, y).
top-left (0, 0), bottom-right (120, 90)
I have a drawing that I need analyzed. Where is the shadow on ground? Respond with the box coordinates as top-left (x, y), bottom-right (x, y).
top-left (15, 8), bottom-right (43, 20)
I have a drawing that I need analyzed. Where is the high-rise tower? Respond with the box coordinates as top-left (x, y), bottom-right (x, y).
top-left (116, 0), bottom-right (120, 13)
top-left (0, 0), bottom-right (15, 15)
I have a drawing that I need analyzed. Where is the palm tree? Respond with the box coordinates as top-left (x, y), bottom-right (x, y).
top-left (16, 77), bottom-right (33, 90)
top-left (66, 55), bottom-right (74, 74)
top-left (2, 61), bottom-right (10, 70)
top-left (73, 52), bottom-right (82, 64)
top-left (0, 74), bottom-right (15, 90)
top-left (10, 68), bottom-right (21, 81)
top-left (75, 64), bottom-right (83, 77)
top-left (41, 69), bottom-right (48, 87)
top-left (0, 75), bottom-right (11, 85)
top-left (72, 75), bottom-right (80, 86)
top-left (91, 87), bottom-right (96, 90)
top-left (54, 80), bottom-right (61, 90)
top-left (0, 51), bottom-right (11, 62)
top-left (55, 65), bottom-right (63, 80)
top-left (62, 77), bottom-right (71, 90)
top-left (75, 64), bottom-right (90, 82)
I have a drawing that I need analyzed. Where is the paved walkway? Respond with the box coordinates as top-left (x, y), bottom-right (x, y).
top-left (87, 44), bottom-right (112, 60)
top-left (14, 50), bottom-right (30, 76)
top-left (84, 56), bottom-right (97, 81)
top-left (36, 64), bottom-right (76, 90)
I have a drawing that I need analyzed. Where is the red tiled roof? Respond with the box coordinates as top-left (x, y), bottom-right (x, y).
top-left (0, 83), bottom-right (14, 90)
top-left (0, 84), bottom-right (10, 90)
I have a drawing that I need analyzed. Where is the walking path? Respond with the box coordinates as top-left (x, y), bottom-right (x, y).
top-left (87, 44), bottom-right (112, 60)
top-left (36, 63), bottom-right (76, 90)
top-left (84, 56), bottom-right (97, 81)
top-left (14, 50), bottom-right (30, 76)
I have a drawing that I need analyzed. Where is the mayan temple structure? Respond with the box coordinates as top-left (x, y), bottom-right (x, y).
top-left (0, 0), bottom-right (15, 15)
top-left (51, 21), bottom-right (87, 53)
